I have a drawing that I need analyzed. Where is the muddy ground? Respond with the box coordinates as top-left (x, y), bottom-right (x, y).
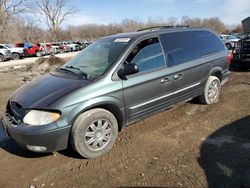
top-left (0, 61), bottom-right (249, 188)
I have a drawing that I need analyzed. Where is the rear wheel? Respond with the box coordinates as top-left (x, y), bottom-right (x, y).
top-left (36, 51), bottom-right (42, 57)
top-left (11, 53), bottom-right (20, 60)
top-left (199, 76), bottom-right (221, 104)
top-left (71, 108), bottom-right (118, 158)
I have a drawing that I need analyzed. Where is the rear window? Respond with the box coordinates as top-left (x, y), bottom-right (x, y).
top-left (160, 30), bottom-right (225, 67)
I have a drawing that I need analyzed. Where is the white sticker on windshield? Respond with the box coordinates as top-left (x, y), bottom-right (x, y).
top-left (114, 38), bottom-right (131, 43)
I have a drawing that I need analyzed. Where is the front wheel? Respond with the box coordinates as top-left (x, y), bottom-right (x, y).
top-left (199, 76), bottom-right (221, 104)
top-left (71, 108), bottom-right (118, 158)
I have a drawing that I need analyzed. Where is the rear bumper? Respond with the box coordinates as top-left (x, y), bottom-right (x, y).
top-left (221, 70), bottom-right (230, 85)
top-left (2, 113), bottom-right (71, 153)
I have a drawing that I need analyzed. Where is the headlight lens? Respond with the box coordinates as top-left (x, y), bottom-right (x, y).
top-left (23, 110), bottom-right (60, 126)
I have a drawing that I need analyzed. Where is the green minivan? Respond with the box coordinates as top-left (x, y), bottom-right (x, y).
top-left (2, 26), bottom-right (230, 158)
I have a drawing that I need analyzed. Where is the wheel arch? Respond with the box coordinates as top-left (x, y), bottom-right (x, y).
top-left (67, 98), bottom-right (126, 132)
top-left (11, 52), bottom-right (20, 56)
top-left (209, 67), bottom-right (223, 82)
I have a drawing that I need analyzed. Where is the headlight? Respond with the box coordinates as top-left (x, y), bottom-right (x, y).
top-left (23, 110), bottom-right (60, 126)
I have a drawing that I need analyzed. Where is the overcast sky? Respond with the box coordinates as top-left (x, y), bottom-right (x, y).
top-left (63, 0), bottom-right (250, 26)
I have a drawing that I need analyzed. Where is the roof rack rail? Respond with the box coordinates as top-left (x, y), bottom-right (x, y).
top-left (137, 25), bottom-right (190, 32)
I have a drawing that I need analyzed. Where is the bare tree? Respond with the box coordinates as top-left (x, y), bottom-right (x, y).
top-left (34, 0), bottom-right (76, 41)
top-left (17, 17), bottom-right (46, 42)
top-left (0, 0), bottom-right (28, 42)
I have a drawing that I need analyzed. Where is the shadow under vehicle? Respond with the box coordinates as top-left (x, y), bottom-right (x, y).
top-left (199, 116), bottom-right (250, 188)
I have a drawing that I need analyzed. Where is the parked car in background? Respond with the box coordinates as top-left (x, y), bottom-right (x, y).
top-left (0, 45), bottom-right (11, 62)
top-left (83, 42), bottom-right (92, 48)
top-left (0, 44), bottom-right (24, 60)
top-left (50, 44), bottom-right (60, 54)
top-left (40, 43), bottom-right (52, 55)
top-left (15, 43), bottom-right (45, 57)
top-left (220, 34), bottom-right (239, 50)
top-left (60, 41), bottom-right (79, 51)
top-left (2, 26), bottom-right (230, 158)
top-left (40, 43), bottom-right (60, 55)
top-left (73, 42), bottom-right (83, 50)
top-left (231, 33), bottom-right (246, 39)
top-left (52, 42), bottom-right (71, 53)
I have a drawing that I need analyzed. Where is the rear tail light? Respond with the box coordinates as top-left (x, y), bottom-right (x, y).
top-left (227, 52), bottom-right (232, 63)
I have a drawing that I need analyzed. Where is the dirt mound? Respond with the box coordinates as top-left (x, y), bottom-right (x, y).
top-left (23, 55), bottom-right (66, 82)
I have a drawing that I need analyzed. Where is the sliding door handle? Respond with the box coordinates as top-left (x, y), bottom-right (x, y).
top-left (173, 73), bottom-right (183, 80)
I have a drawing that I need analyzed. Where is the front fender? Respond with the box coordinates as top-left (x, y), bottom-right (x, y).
top-left (65, 96), bottom-right (125, 126)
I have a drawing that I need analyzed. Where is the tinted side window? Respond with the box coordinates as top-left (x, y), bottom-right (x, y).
top-left (125, 37), bottom-right (165, 72)
top-left (196, 31), bottom-right (225, 55)
top-left (160, 32), bottom-right (200, 67)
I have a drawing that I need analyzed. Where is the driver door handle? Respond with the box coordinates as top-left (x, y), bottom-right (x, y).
top-left (161, 77), bottom-right (171, 84)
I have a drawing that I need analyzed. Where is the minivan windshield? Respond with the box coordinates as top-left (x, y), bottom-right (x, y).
top-left (61, 37), bottom-right (131, 77)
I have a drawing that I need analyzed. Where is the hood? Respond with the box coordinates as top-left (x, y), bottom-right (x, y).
top-left (229, 39), bottom-right (239, 42)
top-left (10, 73), bottom-right (89, 109)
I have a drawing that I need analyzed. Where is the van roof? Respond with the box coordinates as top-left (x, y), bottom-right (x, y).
top-left (104, 26), bottom-right (209, 40)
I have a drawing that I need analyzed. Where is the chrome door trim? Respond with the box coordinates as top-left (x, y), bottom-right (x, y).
top-left (129, 82), bottom-right (201, 110)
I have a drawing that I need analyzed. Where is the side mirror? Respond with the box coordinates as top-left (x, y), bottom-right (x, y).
top-left (118, 63), bottom-right (139, 79)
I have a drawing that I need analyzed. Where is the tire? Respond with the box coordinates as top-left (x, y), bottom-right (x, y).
top-left (226, 43), bottom-right (231, 50)
top-left (36, 51), bottom-right (42, 57)
top-left (0, 54), bottom-right (4, 62)
top-left (11, 53), bottom-right (20, 60)
top-left (199, 76), bottom-right (221, 105)
top-left (71, 108), bottom-right (118, 158)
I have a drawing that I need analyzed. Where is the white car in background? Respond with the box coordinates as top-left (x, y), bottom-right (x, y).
top-left (0, 44), bottom-right (24, 60)
top-left (60, 41), bottom-right (77, 52)
top-left (220, 34), bottom-right (239, 50)
top-left (50, 44), bottom-right (60, 54)
top-left (0, 45), bottom-right (11, 62)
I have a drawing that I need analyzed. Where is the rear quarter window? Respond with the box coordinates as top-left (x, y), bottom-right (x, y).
top-left (196, 31), bottom-right (225, 56)
top-left (160, 30), bottom-right (225, 67)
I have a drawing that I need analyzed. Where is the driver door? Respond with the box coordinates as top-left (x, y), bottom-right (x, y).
top-left (121, 37), bottom-right (175, 122)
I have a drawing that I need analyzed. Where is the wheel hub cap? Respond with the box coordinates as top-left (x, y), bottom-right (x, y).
top-left (208, 80), bottom-right (219, 101)
top-left (84, 119), bottom-right (112, 151)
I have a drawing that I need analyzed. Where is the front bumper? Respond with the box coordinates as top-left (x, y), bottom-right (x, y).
top-left (3, 53), bottom-right (11, 60)
top-left (2, 113), bottom-right (71, 153)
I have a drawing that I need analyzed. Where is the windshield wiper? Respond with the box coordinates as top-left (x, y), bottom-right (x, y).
top-left (65, 66), bottom-right (88, 78)
top-left (57, 67), bottom-right (76, 74)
